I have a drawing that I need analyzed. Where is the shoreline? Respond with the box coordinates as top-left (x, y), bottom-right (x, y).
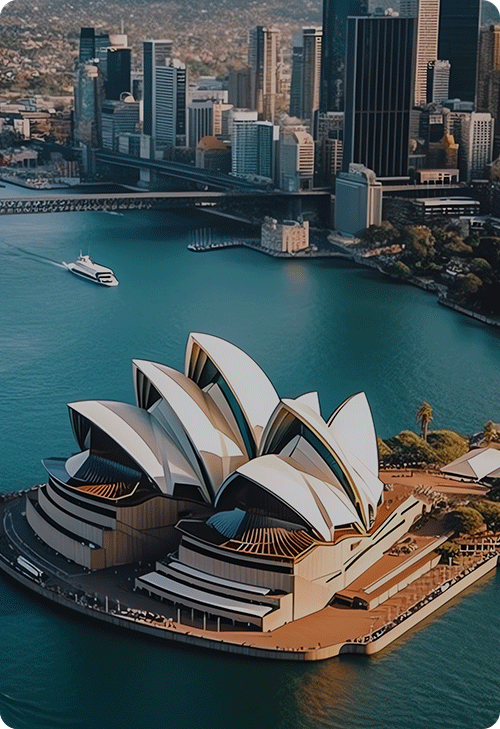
top-left (193, 236), bottom-right (500, 330)
top-left (1, 490), bottom-right (497, 662)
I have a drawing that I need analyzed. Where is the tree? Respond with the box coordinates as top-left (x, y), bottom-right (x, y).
top-left (459, 273), bottom-right (483, 296)
top-left (482, 420), bottom-right (498, 446)
top-left (475, 500), bottom-right (500, 532)
top-left (436, 541), bottom-right (460, 562)
top-left (445, 506), bottom-right (485, 535)
top-left (416, 401), bottom-right (433, 442)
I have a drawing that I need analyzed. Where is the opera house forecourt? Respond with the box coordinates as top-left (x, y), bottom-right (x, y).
top-left (0, 333), bottom-right (498, 660)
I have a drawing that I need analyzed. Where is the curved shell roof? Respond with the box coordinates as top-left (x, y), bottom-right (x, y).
top-left (133, 360), bottom-right (245, 459)
top-left (327, 393), bottom-right (379, 477)
top-left (68, 400), bottom-right (167, 491)
top-left (215, 454), bottom-right (362, 541)
top-left (185, 333), bottom-right (280, 449)
top-left (260, 397), bottom-right (383, 530)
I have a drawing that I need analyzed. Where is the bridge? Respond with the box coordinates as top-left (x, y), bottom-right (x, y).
top-left (95, 151), bottom-right (267, 191)
top-left (0, 188), bottom-right (331, 222)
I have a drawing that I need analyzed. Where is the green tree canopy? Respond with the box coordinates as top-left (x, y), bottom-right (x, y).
top-left (475, 500), bottom-right (500, 531)
top-left (445, 506), bottom-right (485, 535)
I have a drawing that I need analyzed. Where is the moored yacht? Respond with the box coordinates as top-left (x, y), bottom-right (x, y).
top-left (63, 254), bottom-right (118, 286)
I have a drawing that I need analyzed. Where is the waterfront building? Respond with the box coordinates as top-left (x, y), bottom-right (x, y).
top-left (438, 0), bottom-right (481, 103)
top-left (101, 97), bottom-right (140, 151)
top-left (279, 129), bottom-right (315, 191)
top-left (459, 112), bottom-right (494, 182)
top-left (427, 60), bottom-right (451, 105)
top-left (320, 0), bottom-right (368, 112)
top-left (142, 40), bottom-right (173, 138)
top-left (412, 196), bottom-right (481, 218)
top-left (26, 333), bottom-right (439, 632)
top-left (261, 217), bottom-right (310, 253)
top-left (343, 15), bottom-right (415, 179)
top-left (335, 163), bottom-right (382, 235)
top-left (248, 26), bottom-right (280, 121)
top-left (231, 119), bottom-right (278, 181)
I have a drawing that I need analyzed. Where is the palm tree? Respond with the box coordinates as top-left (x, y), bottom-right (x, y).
top-left (482, 420), bottom-right (498, 446)
top-left (416, 401), bottom-right (433, 442)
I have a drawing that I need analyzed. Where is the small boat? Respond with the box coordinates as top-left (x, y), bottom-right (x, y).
top-left (62, 254), bottom-right (119, 287)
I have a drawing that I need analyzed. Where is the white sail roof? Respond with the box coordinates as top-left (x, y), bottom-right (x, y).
top-left (185, 333), bottom-right (280, 448)
top-left (215, 454), bottom-right (362, 541)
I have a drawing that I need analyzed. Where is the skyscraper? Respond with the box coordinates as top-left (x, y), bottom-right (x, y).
top-left (302, 27), bottom-right (322, 126)
top-left (143, 40), bottom-right (173, 137)
top-left (79, 28), bottom-right (95, 62)
top-left (438, 0), bottom-right (481, 103)
top-left (320, 0), bottom-right (368, 112)
top-left (289, 39), bottom-right (303, 118)
top-left (427, 60), bottom-right (451, 104)
top-left (154, 60), bottom-right (187, 150)
top-left (343, 15), bottom-right (416, 178)
top-left (248, 26), bottom-right (280, 121)
top-left (231, 119), bottom-right (277, 180)
top-left (106, 48), bottom-right (131, 101)
top-left (401, 0), bottom-right (440, 107)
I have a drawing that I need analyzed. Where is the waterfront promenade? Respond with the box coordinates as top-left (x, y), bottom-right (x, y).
top-left (1, 473), bottom-right (497, 662)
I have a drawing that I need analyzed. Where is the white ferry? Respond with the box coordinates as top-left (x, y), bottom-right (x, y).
top-left (63, 254), bottom-right (119, 287)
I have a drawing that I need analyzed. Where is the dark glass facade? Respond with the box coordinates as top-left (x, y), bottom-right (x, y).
top-left (79, 27), bottom-right (95, 63)
top-left (438, 0), bottom-right (481, 103)
top-left (343, 16), bottom-right (416, 178)
top-left (320, 0), bottom-right (368, 112)
top-left (106, 48), bottom-right (132, 101)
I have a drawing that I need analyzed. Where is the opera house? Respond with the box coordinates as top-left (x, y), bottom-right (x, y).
top-left (26, 333), bottom-right (435, 633)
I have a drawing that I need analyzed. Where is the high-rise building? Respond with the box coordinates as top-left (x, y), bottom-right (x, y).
top-left (95, 33), bottom-right (111, 76)
top-left (101, 97), bottom-right (139, 151)
top-left (228, 68), bottom-right (251, 109)
top-left (188, 100), bottom-right (213, 149)
top-left (302, 28), bottom-right (322, 126)
top-left (74, 61), bottom-right (105, 149)
top-left (154, 60), bottom-right (187, 151)
top-left (320, 0), bottom-right (368, 112)
top-left (477, 25), bottom-right (500, 156)
top-left (335, 164), bottom-right (382, 235)
top-left (459, 112), bottom-right (494, 181)
top-left (142, 40), bottom-right (173, 138)
top-left (400, 0), bottom-right (439, 107)
top-left (289, 39), bottom-right (304, 118)
top-left (106, 48), bottom-right (131, 101)
top-left (79, 28), bottom-right (95, 63)
top-left (427, 60), bottom-right (451, 104)
top-left (279, 129), bottom-right (315, 190)
top-left (231, 119), bottom-right (277, 180)
top-left (248, 26), bottom-right (280, 121)
top-left (343, 15), bottom-right (416, 178)
top-left (438, 0), bottom-right (481, 103)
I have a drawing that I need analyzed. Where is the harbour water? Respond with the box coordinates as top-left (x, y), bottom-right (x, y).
top-left (0, 182), bottom-right (499, 729)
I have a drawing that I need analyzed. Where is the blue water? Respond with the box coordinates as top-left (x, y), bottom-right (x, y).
top-left (0, 182), bottom-right (499, 729)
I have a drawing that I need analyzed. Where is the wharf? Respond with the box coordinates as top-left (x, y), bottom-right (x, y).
top-left (0, 489), bottom-right (497, 661)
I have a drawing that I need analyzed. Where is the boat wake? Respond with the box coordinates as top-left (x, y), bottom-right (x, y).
top-left (3, 244), bottom-right (67, 269)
